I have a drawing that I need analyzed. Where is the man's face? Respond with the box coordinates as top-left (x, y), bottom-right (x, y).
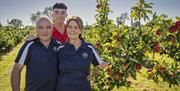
top-left (36, 19), bottom-right (52, 41)
top-left (52, 8), bottom-right (67, 24)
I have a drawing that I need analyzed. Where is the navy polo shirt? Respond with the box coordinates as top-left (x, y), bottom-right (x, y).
top-left (56, 39), bottom-right (103, 91)
top-left (15, 38), bottom-right (60, 91)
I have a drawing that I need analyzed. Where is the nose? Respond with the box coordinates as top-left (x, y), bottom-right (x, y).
top-left (41, 28), bottom-right (49, 34)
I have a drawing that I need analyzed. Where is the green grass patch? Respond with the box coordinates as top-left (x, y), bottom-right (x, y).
top-left (0, 43), bottom-right (26, 91)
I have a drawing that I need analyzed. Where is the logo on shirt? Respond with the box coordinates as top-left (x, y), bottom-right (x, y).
top-left (82, 52), bottom-right (88, 59)
top-left (53, 46), bottom-right (58, 52)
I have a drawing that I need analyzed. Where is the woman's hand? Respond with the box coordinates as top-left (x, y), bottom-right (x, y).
top-left (98, 61), bottom-right (110, 69)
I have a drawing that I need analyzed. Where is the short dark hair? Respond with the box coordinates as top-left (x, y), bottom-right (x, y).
top-left (53, 3), bottom-right (67, 10)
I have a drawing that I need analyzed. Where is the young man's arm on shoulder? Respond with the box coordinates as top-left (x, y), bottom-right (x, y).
top-left (24, 34), bottom-right (38, 42)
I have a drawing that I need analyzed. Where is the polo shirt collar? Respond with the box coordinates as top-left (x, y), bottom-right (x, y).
top-left (35, 38), bottom-right (56, 49)
top-left (65, 39), bottom-right (87, 49)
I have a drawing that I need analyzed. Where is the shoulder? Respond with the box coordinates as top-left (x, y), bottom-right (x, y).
top-left (21, 40), bottom-right (35, 49)
top-left (86, 42), bottom-right (95, 49)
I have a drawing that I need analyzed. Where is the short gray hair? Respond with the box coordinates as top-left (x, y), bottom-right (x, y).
top-left (35, 15), bottom-right (53, 27)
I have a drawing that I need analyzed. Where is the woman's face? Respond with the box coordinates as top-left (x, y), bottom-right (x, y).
top-left (67, 20), bottom-right (82, 40)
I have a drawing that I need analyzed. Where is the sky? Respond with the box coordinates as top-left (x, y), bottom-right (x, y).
top-left (0, 0), bottom-right (179, 26)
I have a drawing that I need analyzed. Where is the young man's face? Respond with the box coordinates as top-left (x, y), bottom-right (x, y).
top-left (52, 8), bottom-right (67, 24)
top-left (36, 19), bottom-right (53, 41)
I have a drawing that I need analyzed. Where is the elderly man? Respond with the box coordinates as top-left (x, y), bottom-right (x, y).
top-left (11, 16), bottom-right (59, 91)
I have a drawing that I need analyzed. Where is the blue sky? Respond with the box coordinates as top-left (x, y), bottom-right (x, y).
top-left (0, 0), bottom-right (179, 26)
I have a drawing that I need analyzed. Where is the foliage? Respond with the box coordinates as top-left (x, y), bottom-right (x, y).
top-left (0, 26), bottom-right (33, 52)
top-left (7, 19), bottom-right (23, 28)
top-left (83, 0), bottom-right (180, 90)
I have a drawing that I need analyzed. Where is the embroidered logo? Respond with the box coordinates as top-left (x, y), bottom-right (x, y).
top-left (53, 46), bottom-right (58, 52)
top-left (82, 52), bottom-right (88, 58)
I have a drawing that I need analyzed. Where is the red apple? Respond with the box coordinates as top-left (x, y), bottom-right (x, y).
top-left (158, 67), bottom-right (166, 73)
top-left (175, 20), bottom-right (180, 27)
top-left (114, 71), bottom-right (120, 80)
top-left (96, 42), bottom-right (102, 48)
top-left (136, 64), bottom-right (142, 70)
top-left (153, 42), bottom-right (160, 52)
top-left (154, 46), bottom-right (160, 52)
top-left (123, 63), bottom-right (128, 69)
top-left (169, 25), bottom-right (178, 33)
top-left (114, 35), bottom-right (121, 41)
top-left (156, 29), bottom-right (161, 35)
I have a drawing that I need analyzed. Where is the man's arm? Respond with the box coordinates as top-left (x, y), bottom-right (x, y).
top-left (11, 63), bottom-right (24, 91)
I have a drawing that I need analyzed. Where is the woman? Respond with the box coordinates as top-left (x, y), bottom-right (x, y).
top-left (56, 16), bottom-right (109, 91)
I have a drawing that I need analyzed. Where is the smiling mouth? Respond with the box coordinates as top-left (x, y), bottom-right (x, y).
top-left (57, 18), bottom-right (64, 21)
top-left (68, 32), bottom-right (77, 35)
top-left (41, 34), bottom-right (49, 36)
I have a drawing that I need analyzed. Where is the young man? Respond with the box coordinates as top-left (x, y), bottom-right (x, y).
top-left (27, 3), bottom-right (68, 44)
top-left (11, 16), bottom-right (59, 91)
top-left (52, 3), bottom-right (68, 43)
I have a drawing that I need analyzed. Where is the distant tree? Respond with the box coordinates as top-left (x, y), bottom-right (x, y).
top-left (84, 21), bottom-right (92, 30)
top-left (7, 19), bottom-right (23, 28)
top-left (131, 0), bottom-right (153, 31)
top-left (30, 7), bottom-right (52, 25)
top-left (116, 12), bottom-right (129, 27)
top-left (30, 14), bottom-right (38, 25)
top-left (43, 7), bottom-right (53, 17)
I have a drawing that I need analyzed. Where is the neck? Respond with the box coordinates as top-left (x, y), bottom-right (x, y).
top-left (40, 39), bottom-right (51, 48)
top-left (54, 23), bottom-right (65, 34)
top-left (69, 38), bottom-right (81, 50)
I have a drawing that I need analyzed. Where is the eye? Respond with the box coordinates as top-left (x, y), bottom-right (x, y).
top-left (61, 11), bottom-right (65, 15)
top-left (74, 26), bottom-right (79, 29)
top-left (55, 11), bottom-right (59, 14)
top-left (46, 26), bottom-right (52, 29)
top-left (37, 26), bottom-right (43, 30)
top-left (67, 25), bottom-right (72, 28)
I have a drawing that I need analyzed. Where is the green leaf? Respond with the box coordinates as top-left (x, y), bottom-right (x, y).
top-left (130, 70), bottom-right (137, 80)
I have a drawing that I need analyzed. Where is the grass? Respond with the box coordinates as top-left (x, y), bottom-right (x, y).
top-left (0, 43), bottom-right (26, 91)
top-left (113, 68), bottom-right (180, 91)
top-left (0, 43), bottom-right (179, 91)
